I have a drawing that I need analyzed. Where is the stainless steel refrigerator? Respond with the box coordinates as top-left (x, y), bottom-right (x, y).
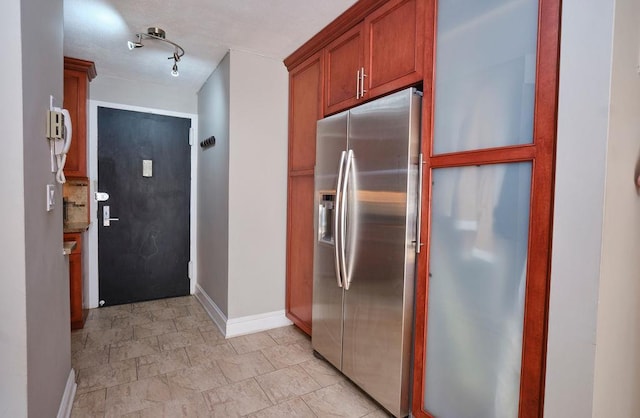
top-left (312, 87), bottom-right (422, 418)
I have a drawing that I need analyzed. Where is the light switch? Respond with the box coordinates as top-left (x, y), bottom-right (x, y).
top-left (143, 160), bottom-right (153, 177)
top-left (46, 184), bottom-right (55, 212)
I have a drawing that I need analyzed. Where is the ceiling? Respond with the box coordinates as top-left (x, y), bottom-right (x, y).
top-left (63, 0), bottom-right (358, 93)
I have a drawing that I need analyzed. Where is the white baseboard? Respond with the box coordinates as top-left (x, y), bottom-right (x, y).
top-left (195, 284), bottom-right (227, 336)
top-left (195, 284), bottom-right (292, 338)
top-left (57, 369), bottom-right (77, 418)
top-left (226, 310), bottom-right (292, 338)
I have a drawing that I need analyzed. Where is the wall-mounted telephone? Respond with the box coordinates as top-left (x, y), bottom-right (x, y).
top-left (46, 107), bottom-right (72, 184)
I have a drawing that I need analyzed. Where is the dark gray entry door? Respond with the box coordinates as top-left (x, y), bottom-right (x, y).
top-left (97, 107), bottom-right (191, 306)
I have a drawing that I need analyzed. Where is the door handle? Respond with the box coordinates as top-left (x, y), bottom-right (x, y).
top-left (342, 150), bottom-right (354, 290)
top-left (103, 205), bottom-right (120, 227)
top-left (333, 151), bottom-right (347, 288)
top-left (415, 153), bottom-right (425, 254)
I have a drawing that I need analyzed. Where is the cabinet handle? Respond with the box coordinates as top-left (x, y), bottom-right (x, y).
top-left (356, 69), bottom-right (361, 99)
top-left (360, 67), bottom-right (367, 98)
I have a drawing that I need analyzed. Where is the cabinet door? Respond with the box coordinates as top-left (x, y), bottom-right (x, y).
top-left (289, 52), bottom-right (324, 171)
top-left (64, 232), bottom-right (85, 330)
top-left (412, 0), bottom-right (561, 416)
top-left (286, 174), bottom-right (315, 335)
top-left (364, 0), bottom-right (424, 98)
top-left (324, 24), bottom-right (364, 115)
top-left (63, 69), bottom-right (88, 178)
top-left (69, 253), bottom-right (82, 329)
top-left (286, 52), bottom-right (324, 335)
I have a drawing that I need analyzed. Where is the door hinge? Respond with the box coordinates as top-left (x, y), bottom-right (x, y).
top-left (188, 260), bottom-right (193, 280)
top-left (189, 127), bottom-right (194, 146)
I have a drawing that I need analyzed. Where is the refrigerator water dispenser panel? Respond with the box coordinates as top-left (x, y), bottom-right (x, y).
top-left (318, 194), bottom-right (335, 245)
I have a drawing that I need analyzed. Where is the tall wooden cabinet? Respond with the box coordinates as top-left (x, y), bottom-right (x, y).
top-left (285, 52), bottom-right (324, 335)
top-left (285, 0), bottom-right (426, 335)
top-left (63, 56), bottom-right (95, 330)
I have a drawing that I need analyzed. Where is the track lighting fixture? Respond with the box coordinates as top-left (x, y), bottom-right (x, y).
top-left (127, 27), bottom-right (185, 77)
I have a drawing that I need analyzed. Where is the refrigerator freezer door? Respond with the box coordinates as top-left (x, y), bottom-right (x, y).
top-left (342, 88), bottom-right (421, 417)
top-left (312, 111), bottom-right (348, 371)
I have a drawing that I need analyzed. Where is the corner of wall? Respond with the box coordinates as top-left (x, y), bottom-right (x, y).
top-left (19, 0), bottom-right (73, 415)
top-left (545, 0), bottom-right (615, 416)
top-left (0, 0), bottom-right (28, 414)
top-left (196, 52), bottom-right (231, 317)
top-left (227, 50), bottom-right (289, 319)
top-left (591, 0), bottom-right (640, 415)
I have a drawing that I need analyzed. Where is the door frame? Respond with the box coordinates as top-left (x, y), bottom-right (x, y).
top-left (86, 100), bottom-right (198, 308)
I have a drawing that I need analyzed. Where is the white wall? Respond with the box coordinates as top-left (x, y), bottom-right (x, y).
top-left (197, 54), bottom-right (231, 315)
top-left (196, 50), bottom-right (289, 325)
top-left (0, 0), bottom-right (28, 416)
top-left (21, 0), bottom-right (71, 415)
top-left (545, 0), bottom-right (615, 416)
top-left (592, 0), bottom-right (640, 415)
top-left (91, 75), bottom-right (197, 114)
top-left (227, 50), bottom-right (289, 319)
top-left (0, 0), bottom-right (71, 416)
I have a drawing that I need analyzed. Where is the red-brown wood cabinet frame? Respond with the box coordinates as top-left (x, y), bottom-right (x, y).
top-left (285, 52), bottom-right (325, 334)
top-left (411, 0), bottom-right (561, 417)
top-left (63, 57), bottom-right (96, 179)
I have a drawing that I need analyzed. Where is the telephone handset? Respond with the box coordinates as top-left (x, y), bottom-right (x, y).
top-left (46, 107), bottom-right (72, 184)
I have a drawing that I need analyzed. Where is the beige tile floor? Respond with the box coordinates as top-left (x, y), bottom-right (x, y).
top-left (71, 296), bottom-right (392, 417)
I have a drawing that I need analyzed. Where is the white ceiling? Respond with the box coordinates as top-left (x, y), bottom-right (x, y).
top-left (64, 0), bottom-right (357, 93)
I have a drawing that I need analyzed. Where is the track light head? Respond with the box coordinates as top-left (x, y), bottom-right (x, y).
top-left (171, 62), bottom-right (179, 77)
top-left (127, 40), bottom-right (143, 50)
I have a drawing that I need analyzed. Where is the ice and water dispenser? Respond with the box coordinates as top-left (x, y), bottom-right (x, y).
top-left (318, 194), bottom-right (335, 245)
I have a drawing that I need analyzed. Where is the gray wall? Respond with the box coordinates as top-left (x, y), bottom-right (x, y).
top-left (196, 50), bottom-right (288, 320)
top-left (544, 0), bottom-right (640, 416)
top-left (592, 0), bottom-right (640, 414)
top-left (0, 0), bottom-right (70, 416)
top-left (227, 51), bottom-right (288, 319)
top-left (197, 54), bottom-right (231, 316)
top-left (91, 75), bottom-right (198, 114)
top-left (21, 0), bottom-right (71, 416)
top-left (0, 0), bottom-right (28, 415)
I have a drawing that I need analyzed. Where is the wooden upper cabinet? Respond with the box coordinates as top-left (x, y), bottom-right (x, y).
top-left (324, 25), bottom-right (364, 115)
top-left (289, 52), bottom-right (324, 172)
top-left (365, 0), bottom-right (424, 97)
top-left (324, 0), bottom-right (425, 115)
top-left (63, 57), bottom-right (96, 178)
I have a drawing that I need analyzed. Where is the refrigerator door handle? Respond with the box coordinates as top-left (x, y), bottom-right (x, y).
top-left (333, 151), bottom-right (347, 288)
top-left (415, 153), bottom-right (425, 253)
top-left (342, 149), bottom-right (354, 290)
